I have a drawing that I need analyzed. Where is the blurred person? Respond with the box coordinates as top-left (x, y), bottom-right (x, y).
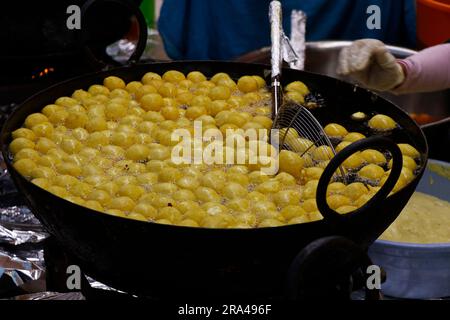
top-left (338, 39), bottom-right (450, 93)
top-left (158, 0), bottom-right (416, 60)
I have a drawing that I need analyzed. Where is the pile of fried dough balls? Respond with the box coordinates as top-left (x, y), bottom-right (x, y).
top-left (10, 70), bottom-right (419, 228)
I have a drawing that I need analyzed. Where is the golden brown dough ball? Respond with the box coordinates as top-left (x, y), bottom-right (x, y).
top-left (237, 76), bottom-right (258, 93)
top-left (368, 114), bottom-right (397, 131)
top-left (285, 81), bottom-right (310, 95)
top-left (104, 76), bottom-right (126, 91)
top-left (324, 123), bottom-right (348, 138)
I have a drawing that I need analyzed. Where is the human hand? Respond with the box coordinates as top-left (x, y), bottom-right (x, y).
top-left (337, 39), bottom-right (405, 91)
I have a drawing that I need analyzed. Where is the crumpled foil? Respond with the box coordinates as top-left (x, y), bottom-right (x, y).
top-left (0, 224), bottom-right (48, 246)
top-left (0, 249), bottom-right (46, 296)
top-left (1, 206), bottom-right (37, 225)
top-left (106, 27), bottom-right (169, 63)
top-left (0, 168), bottom-right (47, 297)
top-left (270, 3), bottom-right (307, 74)
top-left (287, 10), bottom-right (307, 70)
top-left (106, 39), bottom-right (137, 63)
top-left (269, 1), bottom-right (283, 78)
top-left (11, 292), bottom-right (85, 300)
top-left (0, 205), bottom-right (48, 246)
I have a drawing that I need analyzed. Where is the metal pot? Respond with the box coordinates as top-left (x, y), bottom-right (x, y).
top-left (369, 159), bottom-right (450, 299)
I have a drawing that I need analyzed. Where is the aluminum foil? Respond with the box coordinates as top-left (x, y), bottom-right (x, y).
top-left (288, 10), bottom-right (307, 70)
top-left (269, 1), bottom-right (283, 78)
top-left (86, 275), bottom-right (128, 295)
top-left (282, 34), bottom-right (300, 68)
top-left (0, 164), bottom-right (47, 297)
top-left (0, 224), bottom-right (47, 246)
top-left (106, 39), bottom-right (137, 63)
top-left (0, 248), bottom-right (46, 296)
top-left (106, 27), bottom-right (170, 63)
top-left (11, 292), bottom-right (85, 300)
top-left (1, 205), bottom-right (41, 226)
top-left (0, 205), bottom-right (48, 245)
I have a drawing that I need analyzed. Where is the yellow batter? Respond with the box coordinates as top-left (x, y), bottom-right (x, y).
top-left (380, 192), bottom-right (450, 244)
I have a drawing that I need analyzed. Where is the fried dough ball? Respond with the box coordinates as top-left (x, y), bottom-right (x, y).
top-left (312, 146), bottom-right (334, 162)
top-left (25, 113), bottom-right (49, 129)
top-left (336, 206), bottom-right (358, 214)
top-left (237, 76), bottom-right (258, 93)
top-left (326, 182), bottom-right (346, 196)
top-left (358, 164), bottom-right (385, 181)
top-left (14, 159), bottom-right (37, 177)
top-left (327, 195), bottom-right (352, 210)
top-left (324, 123), bottom-right (348, 138)
top-left (285, 81), bottom-right (310, 95)
top-left (10, 138), bottom-right (35, 155)
top-left (343, 153), bottom-right (365, 170)
top-left (104, 76), bottom-right (126, 91)
top-left (388, 155), bottom-right (417, 172)
top-left (342, 182), bottom-right (369, 201)
top-left (286, 91), bottom-right (305, 104)
top-left (162, 70), bottom-right (185, 83)
top-left (368, 114), bottom-right (397, 131)
top-left (12, 128), bottom-right (36, 141)
top-left (397, 144), bottom-right (420, 159)
top-left (360, 149), bottom-right (386, 165)
top-left (344, 132), bottom-right (366, 143)
top-left (336, 141), bottom-right (352, 153)
top-left (279, 150), bottom-right (305, 178)
top-left (187, 71), bottom-right (207, 83)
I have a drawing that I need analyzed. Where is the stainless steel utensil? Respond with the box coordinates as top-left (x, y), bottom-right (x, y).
top-left (269, 1), bottom-right (344, 180)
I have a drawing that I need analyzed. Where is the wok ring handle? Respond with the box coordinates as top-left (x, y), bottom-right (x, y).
top-left (81, 0), bottom-right (148, 69)
top-left (316, 136), bottom-right (403, 223)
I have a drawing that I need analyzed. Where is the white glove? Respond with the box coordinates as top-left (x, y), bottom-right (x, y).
top-left (337, 39), bottom-right (405, 91)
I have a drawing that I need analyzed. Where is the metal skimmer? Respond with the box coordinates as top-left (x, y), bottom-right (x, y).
top-left (269, 0), bottom-right (346, 182)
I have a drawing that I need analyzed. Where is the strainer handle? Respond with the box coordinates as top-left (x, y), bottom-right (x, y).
top-left (270, 1), bottom-right (283, 79)
top-left (316, 136), bottom-right (403, 223)
top-left (269, 0), bottom-right (283, 117)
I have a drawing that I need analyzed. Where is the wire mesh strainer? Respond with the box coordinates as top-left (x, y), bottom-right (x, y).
top-left (269, 1), bottom-right (346, 182)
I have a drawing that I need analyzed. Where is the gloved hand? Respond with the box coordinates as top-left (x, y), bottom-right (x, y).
top-left (337, 39), bottom-right (405, 91)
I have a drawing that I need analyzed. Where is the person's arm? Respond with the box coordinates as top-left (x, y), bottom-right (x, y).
top-left (338, 39), bottom-right (450, 94)
top-left (394, 44), bottom-right (450, 94)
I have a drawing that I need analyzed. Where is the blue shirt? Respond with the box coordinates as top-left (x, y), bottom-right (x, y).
top-left (158, 0), bottom-right (416, 60)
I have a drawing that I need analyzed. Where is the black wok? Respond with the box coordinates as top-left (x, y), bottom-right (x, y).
top-left (1, 61), bottom-right (428, 298)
